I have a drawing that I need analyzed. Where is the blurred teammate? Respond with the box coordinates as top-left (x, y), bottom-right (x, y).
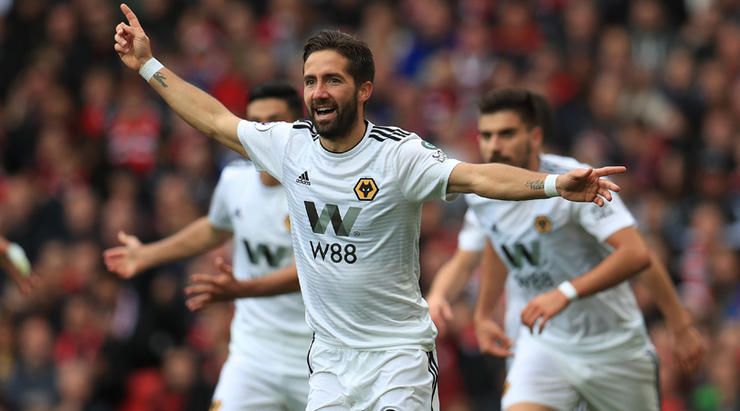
top-left (113, 5), bottom-right (627, 408)
top-left (428, 89), bottom-right (706, 411)
top-left (104, 82), bottom-right (311, 411)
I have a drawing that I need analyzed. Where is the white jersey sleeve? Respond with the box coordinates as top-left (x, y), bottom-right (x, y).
top-left (236, 120), bottom-right (294, 182)
top-left (458, 209), bottom-right (487, 252)
top-left (207, 166), bottom-right (239, 231)
top-left (575, 192), bottom-right (636, 242)
top-left (395, 137), bottom-right (460, 202)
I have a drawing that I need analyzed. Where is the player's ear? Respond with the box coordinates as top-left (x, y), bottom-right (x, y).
top-left (358, 81), bottom-right (373, 104)
top-left (531, 126), bottom-right (544, 149)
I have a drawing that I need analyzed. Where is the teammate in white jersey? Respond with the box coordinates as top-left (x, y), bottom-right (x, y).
top-left (103, 82), bottom-right (312, 411)
top-left (428, 89), bottom-right (706, 411)
top-left (113, 5), bottom-right (628, 408)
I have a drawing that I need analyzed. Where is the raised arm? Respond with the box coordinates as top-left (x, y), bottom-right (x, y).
top-left (447, 162), bottom-right (626, 206)
top-left (113, 3), bottom-right (245, 156)
top-left (103, 217), bottom-right (231, 278)
top-left (638, 253), bottom-right (706, 372)
top-left (520, 227), bottom-right (651, 333)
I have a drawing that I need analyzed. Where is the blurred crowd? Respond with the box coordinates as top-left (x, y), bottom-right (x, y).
top-left (0, 0), bottom-right (738, 410)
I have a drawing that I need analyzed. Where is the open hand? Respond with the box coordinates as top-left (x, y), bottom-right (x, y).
top-left (557, 166), bottom-right (626, 206)
top-left (671, 324), bottom-right (707, 373)
top-left (427, 295), bottom-right (454, 337)
top-left (520, 288), bottom-right (570, 334)
top-left (103, 231), bottom-right (143, 278)
top-left (114, 3), bottom-right (153, 70)
top-left (185, 257), bottom-right (243, 311)
top-left (475, 317), bottom-right (513, 357)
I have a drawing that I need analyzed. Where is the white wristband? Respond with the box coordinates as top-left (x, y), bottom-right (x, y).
top-left (139, 57), bottom-right (164, 81)
top-left (544, 174), bottom-right (559, 197)
top-left (6, 243), bottom-right (31, 277)
top-left (558, 281), bottom-right (578, 301)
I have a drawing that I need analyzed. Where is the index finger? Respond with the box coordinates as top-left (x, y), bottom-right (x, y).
top-left (593, 166), bottom-right (626, 177)
top-left (120, 3), bottom-right (142, 28)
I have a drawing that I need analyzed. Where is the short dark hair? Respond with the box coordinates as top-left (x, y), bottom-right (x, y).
top-left (249, 81), bottom-right (303, 119)
top-left (303, 30), bottom-right (375, 85)
top-left (479, 88), bottom-right (554, 140)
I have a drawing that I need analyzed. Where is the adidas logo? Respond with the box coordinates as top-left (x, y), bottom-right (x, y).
top-left (296, 171), bottom-right (311, 185)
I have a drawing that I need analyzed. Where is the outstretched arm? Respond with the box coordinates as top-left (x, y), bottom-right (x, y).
top-left (520, 227), bottom-right (651, 333)
top-left (639, 253), bottom-right (706, 372)
top-left (113, 3), bottom-right (245, 156)
top-left (427, 249), bottom-right (483, 336)
top-left (185, 258), bottom-right (300, 311)
top-left (447, 162), bottom-right (625, 206)
top-left (103, 217), bottom-right (232, 278)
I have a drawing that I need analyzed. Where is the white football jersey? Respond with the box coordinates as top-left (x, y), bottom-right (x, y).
top-left (208, 161), bottom-right (312, 361)
top-left (465, 154), bottom-right (650, 356)
top-left (237, 119), bottom-right (460, 350)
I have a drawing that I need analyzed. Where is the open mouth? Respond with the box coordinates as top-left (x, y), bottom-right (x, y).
top-left (313, 106), bottom-right (337, 121)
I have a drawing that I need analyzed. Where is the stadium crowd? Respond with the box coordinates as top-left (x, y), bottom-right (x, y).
top-left (0, 0), bottom-right (737, 410)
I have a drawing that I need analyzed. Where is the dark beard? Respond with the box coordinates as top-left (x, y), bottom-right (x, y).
top-left (310, 97), bottom-right (358, 140)
top-left (488, 142), bottom-right (532, 169)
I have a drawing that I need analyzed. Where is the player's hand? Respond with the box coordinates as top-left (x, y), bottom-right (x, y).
top-left (185, 257), bottom-right (243, 311)
top-left (557, 166), bottom-right (626, 206)
top-left (103, 231), bottom-right (143, 278)
top-left (475, 317), bottom-right (513, 357)
top-left (114, 3), bottom-right (153, 70)
top-left (520, 288), bottom-right (570, 334)
top-left (670, 324), bottom-right (707, 373)
top-left (427, 294), bottom-right (454, 337)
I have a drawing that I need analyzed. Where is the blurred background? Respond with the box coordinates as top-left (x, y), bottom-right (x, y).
top-left (0, 0), bottom-right (738, 410)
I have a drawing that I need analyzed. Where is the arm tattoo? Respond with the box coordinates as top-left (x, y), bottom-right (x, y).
top-left (526, 180), bottom-right (544, 190)
top-left (152, 72), bottom-right (168, 88)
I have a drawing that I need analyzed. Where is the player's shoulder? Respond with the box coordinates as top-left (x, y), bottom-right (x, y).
top-left (219, 159), bottom-right (256, 181)
top-left (540, 153), bottom-right (591, 174)
top-left (291, 119), bottom-right (320, 141)
top-left (368, 124), bottom-right (415, 143)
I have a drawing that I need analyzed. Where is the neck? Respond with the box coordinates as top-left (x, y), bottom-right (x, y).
top-left (259, 171), bottom-right (280, 186)
top-left (528, 153), bottom-right (541, 171)
top-left (319, 118), bottom-right (367, 153)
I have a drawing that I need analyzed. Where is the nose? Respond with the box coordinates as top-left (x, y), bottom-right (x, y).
top-left (312, 81), bottom-right (330, 99)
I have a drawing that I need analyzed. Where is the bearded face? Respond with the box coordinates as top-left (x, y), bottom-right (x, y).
top-left (309, 90), bottom-right (359, 140)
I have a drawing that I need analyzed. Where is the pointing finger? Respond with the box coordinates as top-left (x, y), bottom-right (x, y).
top-left (120, 4), bottom-right (142, 29)
top-left (593, 166), bottom-right (626, 177)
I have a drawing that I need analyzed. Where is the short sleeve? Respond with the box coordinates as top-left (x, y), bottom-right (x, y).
top-left (576, 192), bottom-right (636, 242)
top-left (237, 120), bottom-right (293, 182)
top-left (395, 137), bottom-right (460, 202)
top-left (207, 169), bottom-right (235, 231)
top-left (458, 209), bottom-right (487, 252)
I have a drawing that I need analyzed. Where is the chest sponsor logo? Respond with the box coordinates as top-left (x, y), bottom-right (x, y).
top-left (501, 241), bottom-right (540, 268)
top-left (534, 215), bottom-right (552, 233)
top-left (354, 178), bottom-right (378, 201)
top-left (304, 201), bottom-right (361, 237)
top-left (242, 240), bottom-right (291, 267)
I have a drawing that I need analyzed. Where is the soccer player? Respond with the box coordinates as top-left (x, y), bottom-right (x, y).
top-left (103, 82), bottom-right (312, 411)
top-left (428, 88), bottom-right (705, 411)
top-left (113, 5), bottom-right (626, 408)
